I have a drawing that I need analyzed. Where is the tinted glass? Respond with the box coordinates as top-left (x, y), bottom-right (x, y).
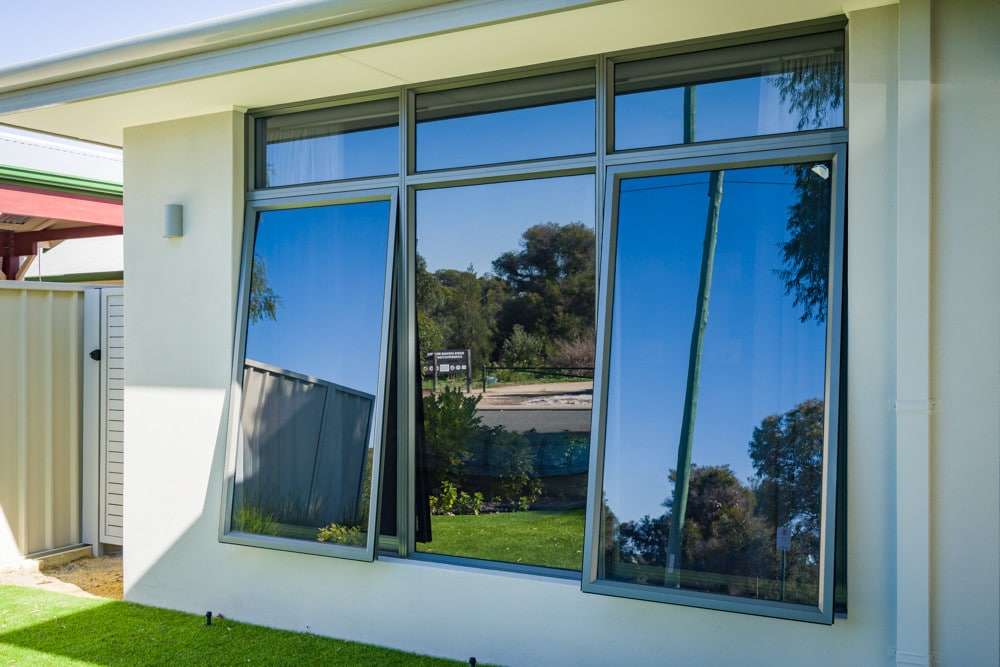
top-left (258, 98), bottom-right (398, 187)
top-left (614, 33), bottom-right (844, 150)
top-left (414, 175), bottom-right (596, 570)
top-left (599, 162), bottom-right (833, 607)
top-left (231, 200), bottom-right (393, 550)
top-left (416, 70), bottom-right (595, 171)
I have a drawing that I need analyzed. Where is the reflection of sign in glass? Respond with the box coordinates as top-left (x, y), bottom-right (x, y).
top-left (424, 349), bottom-right (472, 392)
top-left (776, 526), bottom-right (792, 552)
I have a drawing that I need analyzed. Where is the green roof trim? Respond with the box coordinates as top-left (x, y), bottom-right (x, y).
top-left (0, 164), bottom-right (122, 198)
top-left (26, 270), bottom-right (123, 283)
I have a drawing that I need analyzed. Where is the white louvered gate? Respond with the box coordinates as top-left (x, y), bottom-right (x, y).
top-left (99, 288), bottom-right (124, 545)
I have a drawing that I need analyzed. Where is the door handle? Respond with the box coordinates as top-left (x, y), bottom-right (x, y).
top-left (89, 348), bottom-right (101, 361)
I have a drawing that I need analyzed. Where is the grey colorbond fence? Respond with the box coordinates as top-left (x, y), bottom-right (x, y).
top-left (235, 360), bottom-right (374, 528)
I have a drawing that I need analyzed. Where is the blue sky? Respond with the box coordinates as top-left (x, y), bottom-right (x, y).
top-left (245, 200), bottom-right (392, 396)
top-left (0, 1), bottom-right (284, 67)
top-left (602, 165), bottom-right (830, 524)
top-left (417, 175), bottom-right (595, 275)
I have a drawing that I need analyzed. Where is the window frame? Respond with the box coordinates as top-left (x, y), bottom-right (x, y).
top-left (607, 30), bottom-right (846, 153)
top-left (232, 17), bottom-right (851, 620)
top-left (581, 144), bottom-right (847, 624)
top-left (219, 187), bottom-right (399, 562)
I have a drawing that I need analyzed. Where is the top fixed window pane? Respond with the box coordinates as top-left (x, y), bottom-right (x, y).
top-left (614, 32), bottom-right (844, 150)
top-left (415, 69), bottom-right (596, 171)
top-left (257, 98), bottom-right (399, 188)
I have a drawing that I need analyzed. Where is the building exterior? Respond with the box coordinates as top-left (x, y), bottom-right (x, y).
top-left (0, 125), bottom-right (123, 283)
top-left (0, 1), bottom-right (996, 665)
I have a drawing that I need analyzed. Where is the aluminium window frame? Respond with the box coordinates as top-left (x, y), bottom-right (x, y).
top-left (235, 16), bottom-right (849, 618)
top-left (219, 186), bottom-right (399, 562)
top-left (581, 143), bottom-right (847, 624)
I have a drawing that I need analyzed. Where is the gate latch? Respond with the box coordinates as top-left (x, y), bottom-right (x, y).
top-left (89, 348), bottom-right (101, 361)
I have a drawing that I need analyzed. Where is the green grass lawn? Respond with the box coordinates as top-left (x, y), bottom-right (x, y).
top-left (416, 509), bottom-right (585, 571)
top-left (0, 585), bottom-right (459, 666)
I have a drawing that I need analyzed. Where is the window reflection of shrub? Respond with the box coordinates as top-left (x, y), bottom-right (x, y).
top-left (423, 387), bottom-right (480, 493)
top-left (424, 387), bottom-right (542, 515)
top-left (316, 522), bottom-right (365, 546)
top-left (500, 325), bottom-right (546, 367)
top-left (548, 332), bottom-right (596, 376)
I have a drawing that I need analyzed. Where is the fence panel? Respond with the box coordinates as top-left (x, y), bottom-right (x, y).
top-left (0, 282), bottom-right (86, 564)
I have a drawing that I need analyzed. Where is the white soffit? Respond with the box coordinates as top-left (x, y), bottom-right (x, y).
top-left (0, 0), bottom-right (895, 146)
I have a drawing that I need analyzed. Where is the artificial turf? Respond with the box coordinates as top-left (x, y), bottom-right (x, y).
top-left (0, 585), bottom-right (459, 666)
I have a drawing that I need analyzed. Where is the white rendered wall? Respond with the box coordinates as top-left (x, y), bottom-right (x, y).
top-left (120, 6), bottom-right (997, 665)
top-left (929, 2), bottom-right (1000, 665)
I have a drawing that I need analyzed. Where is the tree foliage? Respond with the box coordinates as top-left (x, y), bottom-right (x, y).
top-left (417, 222), bottom-right (595, 368)
top-left (248, 255), bottom-right (279, 324)
top-left (492, 222), bottom-right (596, 356)
top-left (604, 399), bottom-right (826, 603)
top-left (777, 164), bottom-right (832, 324)
top-left (771, 54), bottom-right (842, 324)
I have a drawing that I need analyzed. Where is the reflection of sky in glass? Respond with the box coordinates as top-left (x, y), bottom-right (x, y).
top-left (615, 72), bottom-right (843, 150)
top-left (417, 175), bottom-right (595, 274)
top-left (417, 99), bottom-right (595, 171)
top-left (265, 125), bottom-right (398, 187)
top-left (245, 201), bottom-right (391, 395)
top-left (602, 165), bottom-right (829, 524)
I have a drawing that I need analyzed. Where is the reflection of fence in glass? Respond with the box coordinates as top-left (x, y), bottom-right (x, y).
top-left (234, 359), bottom-right (374, 534)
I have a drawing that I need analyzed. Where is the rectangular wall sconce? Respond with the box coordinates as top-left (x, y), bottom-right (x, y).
top-left (164, 204), bottom-right (184, 238)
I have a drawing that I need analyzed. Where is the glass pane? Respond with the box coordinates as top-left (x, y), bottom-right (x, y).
top-left (258, 98), bottom-right (398, 187)
top-left (614, 33), bottom-right (844, 150)
top-left (231, 199), bottom-right (393, 551)
top-left (416, 70), bottom-right (595, 171)
top-left (414, 175), bottom-right (596, 570)
top-left (599, 162), bottom-right (833, 607)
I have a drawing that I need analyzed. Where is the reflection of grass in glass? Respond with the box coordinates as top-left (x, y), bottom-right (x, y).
top-left (416, 509), bottom-right (585, 571)
top-left (233, 505), bottom-right (278, 536)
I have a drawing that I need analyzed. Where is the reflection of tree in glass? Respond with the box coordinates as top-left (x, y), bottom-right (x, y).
top-left (778, 165), bottom-right (832, 323)
top-left (749, 398), bottom-right (824, 541)
top-left (772, 55), bottom-right (841, 324)
top-left (607, 399), bottom-right (824, 603)
top-left (249, 254), bottom-right (280, 324)
top-left (773, 54), bottom-right (844, 131)
top-left (416, 222), bottom-right (595, 369)
top-left (492, 222), bottom-right (595, 358)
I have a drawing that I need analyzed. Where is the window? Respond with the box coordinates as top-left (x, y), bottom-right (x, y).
top-left (236, 24), bottom-right (848, 621)
top-left (256, 98), bottom-right (399, 187)
top-left (614, 33), bottom-right (844, 150)
top-left (584, 151), bottom-right (844, 622)
top-left (413, 175), bottom-right (596, 571)
top-left (415, 69), bottom-right (595, 171)
top-left (223, 192), bottom-right (397, 560)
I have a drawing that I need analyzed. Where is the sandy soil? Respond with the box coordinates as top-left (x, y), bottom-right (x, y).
top-left (45, 555), bottom-right (123, 599)
top-left (0, 554), bottom-right (123, 600)
top-left (476, 380), bottom-right (592, 409)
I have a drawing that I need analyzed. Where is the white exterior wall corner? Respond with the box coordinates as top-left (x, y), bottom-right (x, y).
top-left (117, 5), bottom-right (991, 666)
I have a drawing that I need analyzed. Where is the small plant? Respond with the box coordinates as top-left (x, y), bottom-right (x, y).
top-left (316, 522), bottom-right (365, 546)
top-left (455, 490), bottom-right (485, 516)
top-left (233, 505), bottom-right (278, 536)
top-left (430, 479), bottom-right (459, 515)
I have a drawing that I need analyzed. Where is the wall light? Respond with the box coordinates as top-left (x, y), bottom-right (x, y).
top-left (164, 204), bottom-right (184, 238)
